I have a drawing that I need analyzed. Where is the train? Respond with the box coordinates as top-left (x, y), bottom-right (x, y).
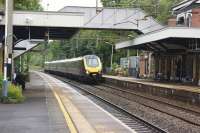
top-left (44, 55), bottom-right (103, 83)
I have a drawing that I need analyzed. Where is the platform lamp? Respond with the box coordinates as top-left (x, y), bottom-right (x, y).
top-left (127, 34), bottom-right (139, 57)
top-left (105, 41), bottom-right (114, 71)
top-left (0, 10), bottom-right (4, 22)
top-left (2, 0), bottom-right (13, 98)
top-left (96, 0), bottom-right (98, 14)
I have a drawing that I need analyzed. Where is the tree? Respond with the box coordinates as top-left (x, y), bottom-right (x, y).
top-left (14, 0), bottom-right (42, 10)
top-left (101, 0), bottom-right (183, 23)
top-left (30, 0), bottom-right (185, 70)
top-left (0, 0), bottom-right (42, 10)
top-left (11, 0), bottom-right (43, 71)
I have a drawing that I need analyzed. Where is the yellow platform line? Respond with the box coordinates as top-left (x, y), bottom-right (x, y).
top-left (53, 90), bottom-right (78, 133)
top-left (38, 72), bottom-right (78, 133)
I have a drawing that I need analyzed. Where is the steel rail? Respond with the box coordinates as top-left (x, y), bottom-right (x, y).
top-left (101, 83), bottom-right (200, 115)
top-left (93, 84), bottom-right (200, 127)
top-left (53, 75), bottom-right (166, 133)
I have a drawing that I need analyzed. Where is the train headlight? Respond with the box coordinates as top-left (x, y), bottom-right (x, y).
top-left (86, 71), bottom-right (89, 74)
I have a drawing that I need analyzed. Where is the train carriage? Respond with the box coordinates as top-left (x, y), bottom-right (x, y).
top-left (45, 55), bottom-right (102, 83)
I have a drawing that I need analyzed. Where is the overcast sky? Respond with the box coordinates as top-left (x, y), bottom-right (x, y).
top-left (41, 0), bottom-right (103, 11)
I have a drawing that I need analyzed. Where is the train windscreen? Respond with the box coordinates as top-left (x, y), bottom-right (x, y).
top-left (86, 57), bottom-right (99, 67)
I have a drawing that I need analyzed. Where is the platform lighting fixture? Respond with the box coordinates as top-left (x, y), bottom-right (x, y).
top-left (105, 41), bottom-right (114, 70)
top-left (3, 0), bottom-right (13, 97)
top-left (47, 3), bottom-right (50, 11)
top-left (96, 0), bottom-right (98, 14)
top-left (0, 10), bottom-right (4, 21)
top-left (127, 35), bottom-right (139, 56)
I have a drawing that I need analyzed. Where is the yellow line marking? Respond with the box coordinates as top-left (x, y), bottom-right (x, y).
top-left (38, 72), bottom-right (78, 133)
top-left (53, 90), bottom-right (78, 133)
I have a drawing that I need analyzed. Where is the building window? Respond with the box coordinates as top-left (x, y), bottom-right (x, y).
top-left (177, 17), bottom-right (185, 26)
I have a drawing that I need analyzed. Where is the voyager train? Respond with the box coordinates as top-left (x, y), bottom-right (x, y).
top-left (44, 55), bottom-right (102, 82)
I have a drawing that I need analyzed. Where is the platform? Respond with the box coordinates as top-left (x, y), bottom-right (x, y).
top-left (103, 75), bottom-right (200, 105)
top-left (0, 72), bottom-right (69, 133)
top-left (36, 71), bottom-right (134, 133)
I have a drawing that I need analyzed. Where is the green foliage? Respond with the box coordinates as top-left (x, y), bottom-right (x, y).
top-left (0, 0), bottom-right (3, 9)
top-left (8, 84), bottom-right (25, 102)
top-left (24, 0), bottom-right (184, 72)
top-left (101, 0), bottom-right (183, 23)
top-left (0, 83), bottom-right (25, 103)
top-left (0, 74), bottom-right (3, 88)
top-left (107, 63), bottom-right (128, 77)
top-left (50, 30), bottom-right (135, 66)
top-left (28, 29), bottom-right (138, 69)
top-left (0, 74), bottom-right (25, 104)
top-left (0, 0), bottom-right (42, 10)
top-left (14, 0), bottom-right (42, 10)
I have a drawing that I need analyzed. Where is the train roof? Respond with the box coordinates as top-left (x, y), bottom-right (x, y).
top-left (45, 57), bottom-right (83, 64)
top-left (45, 55), bottom-right (99, 64)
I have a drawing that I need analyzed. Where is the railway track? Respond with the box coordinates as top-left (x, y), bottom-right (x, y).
top-left (53, 75), bottom-right (166, 133)
top-left (93, 84), bottom-right (200, 127)
top-left (101, 83), bottom-right (200, 115)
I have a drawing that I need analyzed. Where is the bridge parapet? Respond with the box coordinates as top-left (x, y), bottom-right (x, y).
top-left (0, 10), bottom-right (84, 28)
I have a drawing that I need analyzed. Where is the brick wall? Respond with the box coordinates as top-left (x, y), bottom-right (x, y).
top-left (139, 54), bottom-right (149, 78)
top-left (192, 8), bottom-right (200, 27)
top-left (139, 56), bottom-right (145, 77)
top-left (168, 17), bottom-right (177, 27)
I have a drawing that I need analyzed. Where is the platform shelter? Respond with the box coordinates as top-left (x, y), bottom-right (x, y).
top-left (116, 0), bottom-right (200, 86)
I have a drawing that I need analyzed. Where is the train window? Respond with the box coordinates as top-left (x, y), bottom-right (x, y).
top-left (86, 58), bottom-right (99, 67)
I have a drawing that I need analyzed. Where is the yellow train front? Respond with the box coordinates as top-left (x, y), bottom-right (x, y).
top-left (44, 55), bottom-right (102, 83)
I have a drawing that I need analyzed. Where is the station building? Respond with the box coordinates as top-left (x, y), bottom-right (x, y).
top-left (116, 0), bottom-right (200, 86)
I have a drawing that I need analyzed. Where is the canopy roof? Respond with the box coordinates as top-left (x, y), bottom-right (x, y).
top-left (116, 27), bottom-right (200, 53)
top-left (172, 0), bottom-right (200, 14)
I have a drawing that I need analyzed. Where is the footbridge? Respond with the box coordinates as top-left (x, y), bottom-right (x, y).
top-left (0, 6), bottom-right (163, 58)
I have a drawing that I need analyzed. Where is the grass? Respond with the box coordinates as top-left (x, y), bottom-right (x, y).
top-left (0, 75), bottom-right (25, 104)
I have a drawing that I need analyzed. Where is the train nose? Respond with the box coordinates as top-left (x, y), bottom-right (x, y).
top-left (86, 67), bottom-right (100, 73)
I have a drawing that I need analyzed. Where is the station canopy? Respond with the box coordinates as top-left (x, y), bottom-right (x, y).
top-left (116, 27), bottom-right (200, 53)
top-left (0, 6), bottom-right (163, 58)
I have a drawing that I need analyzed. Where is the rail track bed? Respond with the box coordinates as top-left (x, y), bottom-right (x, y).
top-left (53, 75), bottom-right (165, 133)
top-left (52, 75), bottom-right (200, 133)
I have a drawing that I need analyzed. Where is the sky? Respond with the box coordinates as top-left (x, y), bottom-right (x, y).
top-left (41, 0), bottom-right (103, 11)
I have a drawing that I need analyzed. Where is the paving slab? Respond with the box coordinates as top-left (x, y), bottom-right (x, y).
top-left (0, 72), bottom-right (69, 133)
top-left (38, 72), bottom-right (135, 133)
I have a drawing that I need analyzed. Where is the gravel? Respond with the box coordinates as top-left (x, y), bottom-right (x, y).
top-left (80, 83), bottom-right (200, 133)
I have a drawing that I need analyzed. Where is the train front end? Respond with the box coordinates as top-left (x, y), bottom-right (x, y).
top-left (83, 55), bottom-right (102, 80)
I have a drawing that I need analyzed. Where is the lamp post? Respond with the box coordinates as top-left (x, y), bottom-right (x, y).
top-left (105, 42), bottom-right (114, 70)
top-left (96, 0), bottom-right (98, 14)
top-left (128, 34), bottom-right (139, 56)
top-left (3, 0), bottom-right (13, 97)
